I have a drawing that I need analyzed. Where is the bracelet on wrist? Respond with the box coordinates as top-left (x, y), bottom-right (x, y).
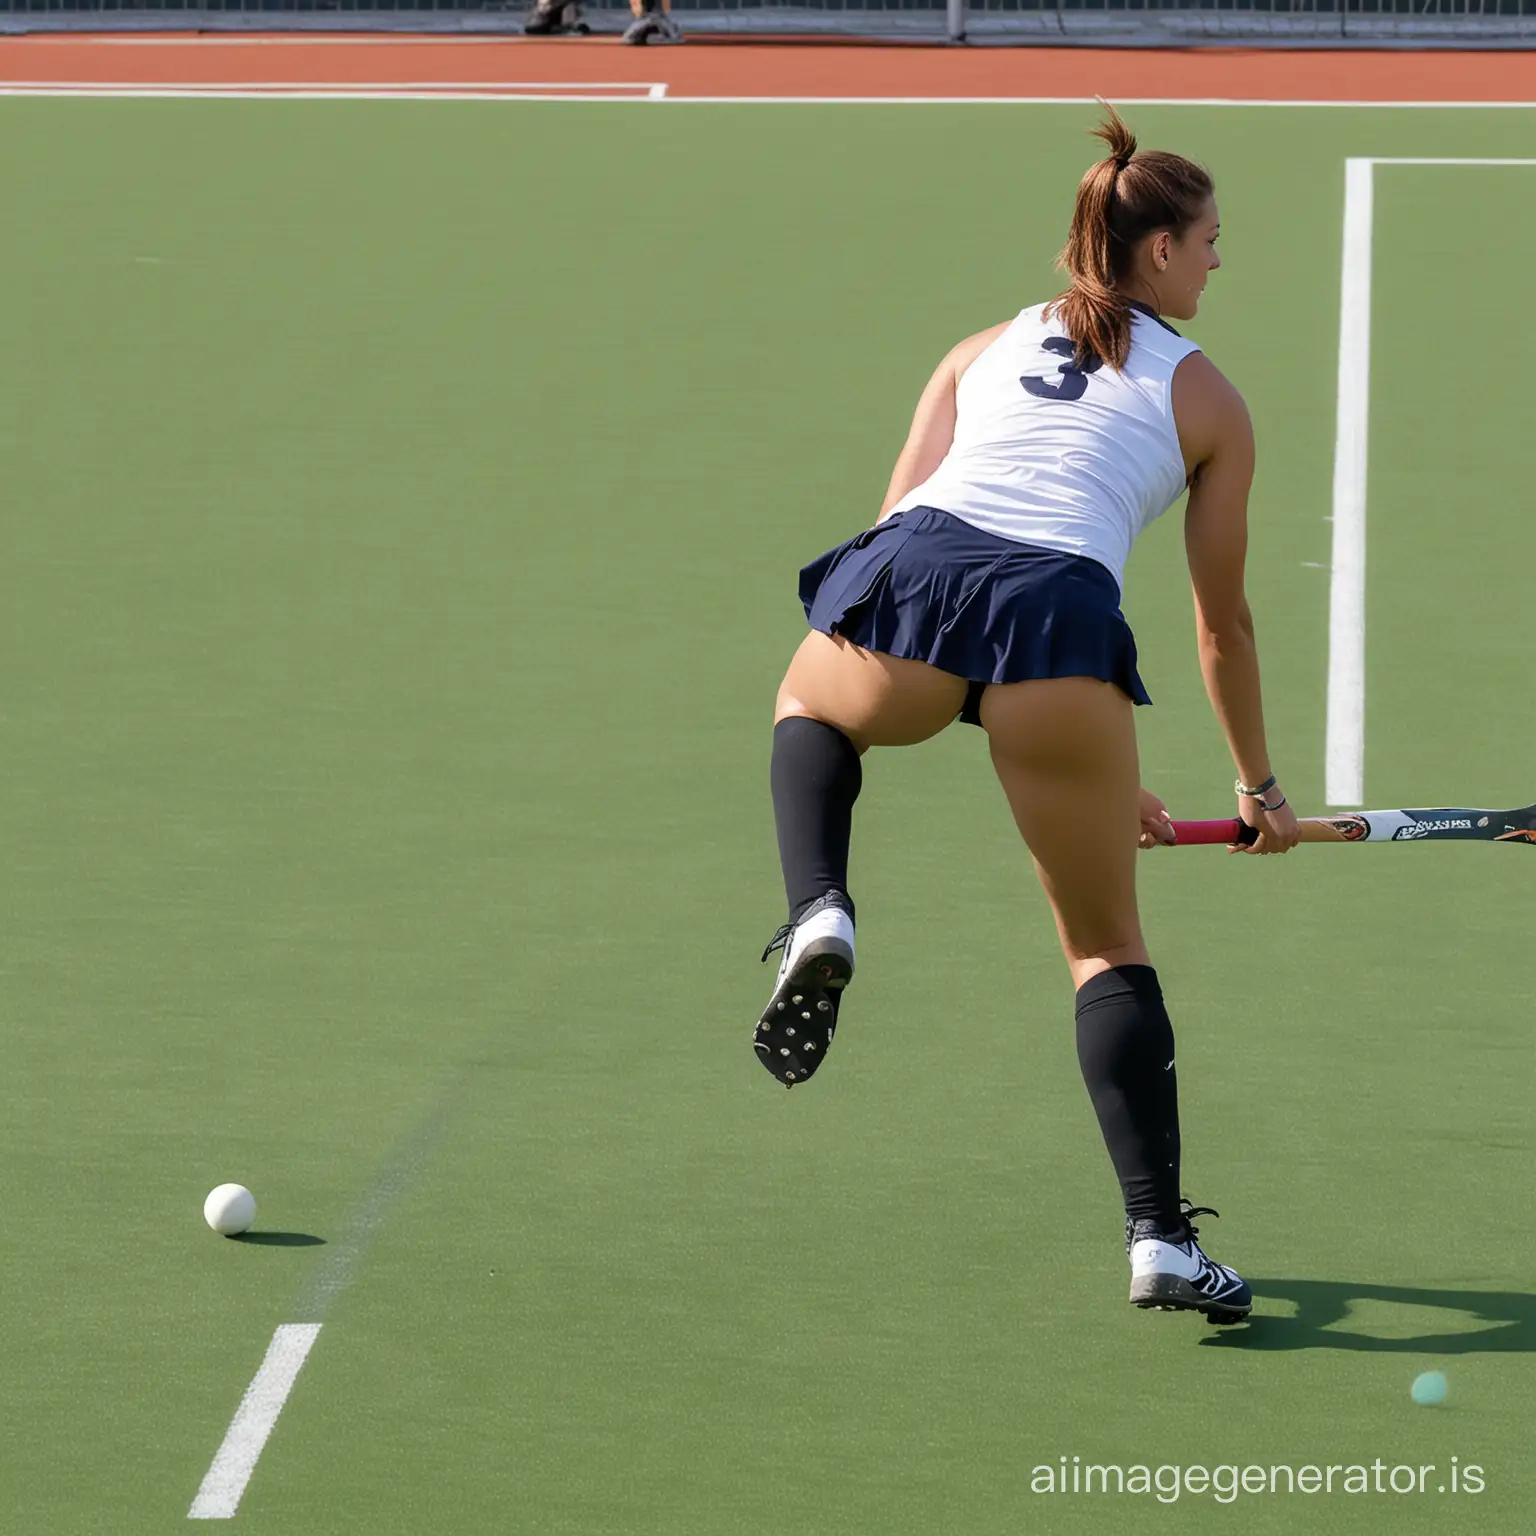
top-left (1234, 774), bottom-right (1277, 799)
top-left (1256, 793), bottom-right (1287, 813)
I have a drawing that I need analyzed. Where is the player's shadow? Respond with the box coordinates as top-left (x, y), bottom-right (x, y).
top-left (1200, 1278), bottom-right (1536, 1353)
top-left (231, 1231), bottom-right (327, 1247)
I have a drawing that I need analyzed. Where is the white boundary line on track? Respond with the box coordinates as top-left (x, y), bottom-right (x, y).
top-left (1326, 155), bottom-right (1536, 808)
top-left (187, 1324), bottom-right (322, 1520)
top-left (636, 96), bottom-right (1536, 108)
top-left (0, 85), bottom-right (1530, 106)
top-left (0, 77), bottom-right (658, 88)
top-left (0, 82), bottom-right (668, 99)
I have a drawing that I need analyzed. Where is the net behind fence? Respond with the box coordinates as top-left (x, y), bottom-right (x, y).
top-left (966, 0), bottom-right (1536, 42)
top-left (2, 0), bottom-right (1534, 42)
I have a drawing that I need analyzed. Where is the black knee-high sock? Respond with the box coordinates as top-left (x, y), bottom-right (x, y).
top-left (1075, 965), bottom-right (1182, 1227)
top-left (770, 717), bottom-right (862, 924)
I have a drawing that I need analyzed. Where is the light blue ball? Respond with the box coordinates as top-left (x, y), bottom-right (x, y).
top-left (1411, 1371), bottom-right (1448, 1406)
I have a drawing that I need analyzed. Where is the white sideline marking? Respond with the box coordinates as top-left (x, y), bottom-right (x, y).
top-left (649, 96), bottom-right (1536, 109)
top-left (0, 82), bottom-right (658, 101)
top-left (291, 1095), bottom-right (454, 1321)
top-left (185, 1095), bottom-right (455, 1519)
top-left (0, 78), bottom-right (656, 89)
top-left (187, 1324), bottom-right (322, 1520)
top-left (0, 86), bottom-right (1534, 108)
top-left (1326, 156), bottom-right (1372, 808)
top-left (1370, 156), bottom-right (1536, 165)
top-left (1326, 154), bottom-right (1536, 807)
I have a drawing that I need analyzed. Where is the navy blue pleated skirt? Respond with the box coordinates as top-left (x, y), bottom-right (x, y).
top-left (798, 506), bottom-right (1150, 726)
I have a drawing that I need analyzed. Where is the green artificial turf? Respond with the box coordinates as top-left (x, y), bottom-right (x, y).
top-left (1, 100), bottom-right (1532, 1533)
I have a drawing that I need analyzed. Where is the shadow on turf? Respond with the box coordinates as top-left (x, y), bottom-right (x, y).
top-left (231, 1231), bottom-right (327, 1247)
top-left (1199, 1279), bottom-right (1536, 1353)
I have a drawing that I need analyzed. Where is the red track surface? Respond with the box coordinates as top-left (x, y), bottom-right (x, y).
top-left (0, 35), bottom-right (1532, 101)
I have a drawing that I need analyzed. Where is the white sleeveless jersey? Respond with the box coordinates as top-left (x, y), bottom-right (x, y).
top-left (890, 302), bottom-right (1201, 592)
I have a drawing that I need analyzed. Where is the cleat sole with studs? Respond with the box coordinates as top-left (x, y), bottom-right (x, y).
top-left (1131, 1271), bottom-right (1251, 1323)
top-left (752, 943), bottom-right (851, 1089)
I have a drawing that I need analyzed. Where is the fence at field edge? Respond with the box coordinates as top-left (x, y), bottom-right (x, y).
top-left (4, 0), bottom-right (1536, 43)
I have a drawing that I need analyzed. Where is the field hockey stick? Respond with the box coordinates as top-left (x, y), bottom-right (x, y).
top-left (1169, 805), bottom-right (1536, 847)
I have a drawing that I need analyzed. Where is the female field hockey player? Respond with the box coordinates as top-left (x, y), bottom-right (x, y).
top-left (755, 109), bottom-right (1300, 1323)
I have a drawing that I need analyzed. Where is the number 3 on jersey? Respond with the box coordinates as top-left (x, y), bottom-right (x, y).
top-left (1021, 336), bottom-right (1103, 402)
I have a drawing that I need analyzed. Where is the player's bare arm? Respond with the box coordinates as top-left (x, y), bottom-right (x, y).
top-left (1176, 353), bottom-right (1300, 854)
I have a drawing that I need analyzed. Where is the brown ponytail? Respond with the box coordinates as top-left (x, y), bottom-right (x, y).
top-left (1048, 105), bottom-right (1214, 369)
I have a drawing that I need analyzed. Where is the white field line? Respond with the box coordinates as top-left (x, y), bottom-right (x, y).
top-left (1326, 156), bottom-right (1373, 809)
top-left (0, 82), bottom-right (659, 101)
top-left (291, 1096), bottom-right (454, 1322)
top-left (185, 1095), bottom-right (455, 1517)
top-left (1326, 154), bottom-right (1536, 807)
top-left (0, 78), bottom-right (657, 89)
top-left (0, 85), bottom-right (1534, 107)
top-left (1370, 155), bottom-right (1536, 165)
top-left (187, 1324), bottom-right (322, 1521)
top-left (644, 97), bottom-right (1536, 108)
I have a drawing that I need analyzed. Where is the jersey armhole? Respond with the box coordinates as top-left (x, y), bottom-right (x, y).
top-left (1167, 349), bottom-right (1211, 479)
top-left (955, 314), bottom-right (1023, 390)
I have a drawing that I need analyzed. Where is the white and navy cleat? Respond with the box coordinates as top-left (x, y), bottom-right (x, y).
top-left (753, 893), bottom-right (854, 1089)
top-left (1128, 1201), bottom-right (1251, 1325)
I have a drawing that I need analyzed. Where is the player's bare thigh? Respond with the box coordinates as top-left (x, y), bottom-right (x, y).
top-left (980, 675), bottom-right (1148, 986)
top-left (775, 630), bottom-right (968, 751)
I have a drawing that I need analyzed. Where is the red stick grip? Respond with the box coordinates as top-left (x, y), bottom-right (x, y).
top-left (1170, 819), bottom-right (1254, 846)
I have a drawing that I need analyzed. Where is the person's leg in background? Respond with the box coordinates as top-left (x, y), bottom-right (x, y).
top-left (623, 0), bottom-right (683, 44)
top-left (523, 0), bottom-right (591, 34)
